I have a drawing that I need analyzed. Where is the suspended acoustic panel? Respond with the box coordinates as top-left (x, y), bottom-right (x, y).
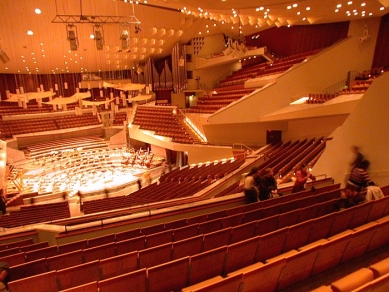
top-left (0, 49), bottom-right (10, 63)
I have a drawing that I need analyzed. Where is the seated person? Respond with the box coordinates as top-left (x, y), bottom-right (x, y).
top-left (365, 181), bottom-right (384, 201)
top-left (339, 187), bottom-right (366, 209)
top-left (346, 159), bottom-right (372, 193)
top-left (257, 168), bottom-right (282, 200)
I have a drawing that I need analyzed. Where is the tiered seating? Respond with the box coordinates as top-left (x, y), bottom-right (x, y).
top-left (6, 185), bottom-right (389, 291)
top-left (82, 159), bottom-right (245, 215)
top-left (0, 101), bottom-right (55, 115)
top-left (0, 118), bottom-right (58, 138)
top-left (339, 67), bottom-right (386, 96)
top-left (0, 202), bottom-right (71, 228)
top-left (0, 114), bottom-right (101, 138)
top-left (24, 136), bottom-right (108, 159)
top-left (277, 138), bottom-right (325, 180)
top-left (55, 113), bottom-right (100, 129)
top-left (132, 106), bottom-right (201, 144)
top-left (112, 112), bottom-right (127, 126)
top-left (188, 88), bottom-right (256, 114)
top-left (4, 186), bottom-right (341, 276)
top-left (306, 93), bottom-right (337, 104)
top-left (218, 49), bottom-right (321, 88)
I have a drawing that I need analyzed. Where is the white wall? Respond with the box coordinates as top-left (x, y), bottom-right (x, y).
top-left (196, 33), bottom-right (226, 57)
top-left (195, 62), bottom-right (242, 91)
top-left (313, 72), bottom-right (389, 187)
top-left (203, 121), bottom-right (288, 146)
top-left (192, 18), bottom-right (381, 146)
top-left (283, 115), bottom-right (348, 142)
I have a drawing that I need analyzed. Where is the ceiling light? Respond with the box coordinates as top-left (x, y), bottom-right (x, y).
top-left (337, 4), bottom-right (342, 8)
top-left (348, 1), bottom-right (353, 5)
top-left (26, 30), bottom-right (34, 35)
top-left (35, 8), bottom-right (41, 14)
top-left (306, 7), bottom-right (310, 10)
top-left (361, 3), bottom-right (366, 6)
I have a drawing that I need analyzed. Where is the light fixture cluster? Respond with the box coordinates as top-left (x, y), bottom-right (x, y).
top-left (123, 0), bottom-right (148, 3)
top-left (334, 2), bottom-right (382, 17)
top-left (180, 1), bottom-right (386, 33)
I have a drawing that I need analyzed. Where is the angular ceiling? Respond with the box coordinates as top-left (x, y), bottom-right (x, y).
top-left (0, 0), bottom-right (386, 74)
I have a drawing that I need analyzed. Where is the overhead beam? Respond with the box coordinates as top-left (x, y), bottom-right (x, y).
top-left (52, 15), bottom-right (140, 24)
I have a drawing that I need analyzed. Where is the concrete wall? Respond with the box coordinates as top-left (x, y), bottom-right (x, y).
top-left (199, 18), bottom-right (381, 146)
top-left (313, 72), bottom-right (389, 187)
top-left (282, 115), bottom-right (348, 142)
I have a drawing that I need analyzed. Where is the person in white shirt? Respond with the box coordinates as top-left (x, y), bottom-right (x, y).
top-left (244, 167), bottom-right (260, 203)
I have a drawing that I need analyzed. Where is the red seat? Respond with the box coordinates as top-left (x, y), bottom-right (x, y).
top-left (8, 271), bottom-right (57, 292)
top-left (147, 257), bottom-right (190, 292)
top-left (98, 268), bottom-right (147, 292)
top-left (188, 246), bottom-right (227, 286)
top-left (56, 261), bottom-right (100, 291)
top-left (99, 251), bottom-right (138, 280)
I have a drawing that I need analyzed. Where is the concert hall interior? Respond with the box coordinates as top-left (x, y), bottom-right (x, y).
top-left (1, 0), bottom-right (389, 291)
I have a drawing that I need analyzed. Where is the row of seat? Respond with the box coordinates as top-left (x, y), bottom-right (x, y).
top-left (4, 197), bottom-right (341, 284)
top-left (81, 179), bottom-right (205, 214)
top-left (312, 256), bottom-right (389, 292)
top-left (7, 192), bottom-right (389, 291)
top-left (0, 238), bottom-right (35, 252)
top-left (216, 49), bottom-right (320, 89)
top-left (4, 186), bottom-right (340, 273)
top-left (186, 215), bottom-right (389, 292)
top-left (24, 135), bottom-right (107, 156)
top-left (0, 202), bottom-right (71, 229)
top-left (132, 106), bottom-right (200, 144)
top-left (161, 159), bottom-right (244, 183)
top-left (1, 183), bottom-right (341, 267)
top-left (0, 241), bottom-right (50, 260)
top-left (0, 114), bottom-right (102, 138)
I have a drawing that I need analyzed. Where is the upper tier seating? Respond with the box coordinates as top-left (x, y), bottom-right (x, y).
top-left (218, 49), bottom-right (321, 88)
top-left (187, 88), bottom-right (256, 114)
top-left (132, 106), bottom-right (203, 144)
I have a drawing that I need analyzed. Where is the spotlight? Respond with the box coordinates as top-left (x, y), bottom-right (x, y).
top-left (120, 30), bottom-right (129, 50)
top-left (93, 25), bottom-right (104, 50)
top-left (66, 24), bottom-right (79, 51)
top-left (135, 24), bottom-right (141, 34)
top-left (0, 49), bottom-right (10, 63)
